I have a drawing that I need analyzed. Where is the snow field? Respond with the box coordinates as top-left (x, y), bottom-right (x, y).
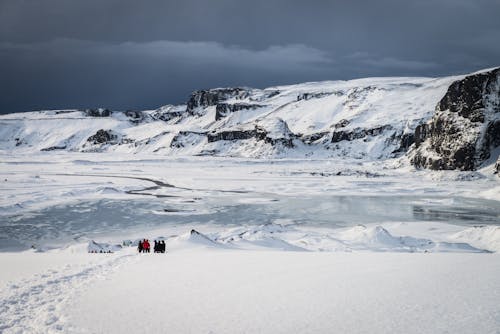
top-left (1, 219), bottom-right (500, 333)
top-left (1, 247), bottom-right (498, 334)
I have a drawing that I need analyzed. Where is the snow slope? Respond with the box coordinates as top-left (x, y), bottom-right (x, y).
top-left (67, 250), bottom-right (499, 334)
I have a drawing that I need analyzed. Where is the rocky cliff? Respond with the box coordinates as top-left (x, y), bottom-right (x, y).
top-left (411, 68), bottom-right (500, 170)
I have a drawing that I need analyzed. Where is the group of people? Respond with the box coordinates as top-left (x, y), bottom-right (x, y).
top-left (138, 239), bottom-right (166, 253)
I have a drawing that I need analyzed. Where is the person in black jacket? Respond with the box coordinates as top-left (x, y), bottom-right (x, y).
top-left (138, 240), bottom-right (143, 253)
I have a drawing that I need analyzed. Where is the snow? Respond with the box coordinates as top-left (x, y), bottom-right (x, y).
top-left (1, 240), bottom-right (499, 334)
top-left (68, 251), bottom-right (499, 334)
top-left (1, 69), bottom-right (500, 333)
top-left (451, 226), bottom-right (500, 252)
top-left (0, 154), bottom-right (499, 333)
top-left (0, 74), bottom-right (465, 159)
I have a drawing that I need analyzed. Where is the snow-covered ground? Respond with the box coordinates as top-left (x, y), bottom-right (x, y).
top-left (2, 247), bottom-right (499, 334)
top-left (1, 152), bottom-right (499, 333)
top-left (1, 69), bottom-right (499, 333)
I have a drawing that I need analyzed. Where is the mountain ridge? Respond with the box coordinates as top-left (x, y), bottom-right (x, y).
top-left (1, 67), bottom-right (499, 172)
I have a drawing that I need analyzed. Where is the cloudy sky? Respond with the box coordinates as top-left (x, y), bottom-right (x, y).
top-left (1, 0), bottom-right (499, 113)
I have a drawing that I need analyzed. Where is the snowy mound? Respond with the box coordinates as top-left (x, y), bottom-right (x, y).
top-left (338, 225), bottom-right (485, 253)
top-left (215, 224), bottom-right (306, 251)
top-left (450, 226), bottom-right (500, 252)
top-left (164, 229), bottom-right (226, 251)
top-left (127, 224), bottom-right (493, 254)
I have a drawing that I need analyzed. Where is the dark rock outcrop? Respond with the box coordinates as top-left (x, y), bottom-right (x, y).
top-left (54, 110), bottom-right (76, 115)
top-left (411, 68), bottom-right (500, 170)
top-left (215, 103), bottom-right (263, 121)
top-left (302, 132), bottom-right (330, 145)
top-left (169, 131), bottom-right (206, 148)
top-left (123, 110), bottom-right (146, 124)
top-left (84, 108), bottom-right (111, 117)
top-left (14, 138), bottom-right (25, 146)
top-left (186, 88), bottom-right (251, 115)
top-left (151, 107), bottom-right (184, 122)
top-left (207, 119), bottom-right (295, 148)
top-left (41, 145), bottom-right (67, 151)
top-left (87, 129), bottom-right (118, 145)
top-left (207, 129), bottom-right (260, 142)
top-left (331, 125), bottom-right (393, 143)
top-left (334, 119), bottom-right (350, 129)
top-left (390, 132), bottom-right (416, 155)
top-left (495, 157), bottom-right (500, 176)
top-left (398, 133), bottom-right (415, 152)
top-left (265, 90), bottom-right (280, 99)
top-left (296, 92), bottom-right (333, 101)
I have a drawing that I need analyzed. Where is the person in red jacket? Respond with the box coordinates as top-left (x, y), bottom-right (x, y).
top-left (143, 239), bottom-right (150, 253)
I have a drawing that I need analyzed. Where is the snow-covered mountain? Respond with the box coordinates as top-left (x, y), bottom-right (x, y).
top-left (1, 67), bottom-right (499, 170)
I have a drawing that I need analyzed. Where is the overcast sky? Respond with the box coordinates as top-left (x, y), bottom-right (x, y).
top-left (1, 0), bottom-right (499, 113)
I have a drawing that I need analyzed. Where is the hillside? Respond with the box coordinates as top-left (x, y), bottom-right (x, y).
top-left (1, 68), bottom-right (499, 170)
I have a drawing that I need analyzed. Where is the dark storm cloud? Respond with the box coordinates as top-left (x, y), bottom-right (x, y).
top-left (0, 0), bottom-right (499, 113)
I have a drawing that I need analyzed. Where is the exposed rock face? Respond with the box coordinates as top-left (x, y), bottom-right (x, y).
top-left (84, 108), bottom-right (111, 117)
top-left (334, 119), bottom-right (350, 129)
top-left (296, 92), bottom-right (333, 101)
top-left (331, 125), bottom-right (393, 143)
top-left (151, 107), bottom-right (184, 122)
top-left (392, 133), bottom-right (415, 154)
top-left (207, 128), bottom-right (261, 142)
top-left (87, 129), bottom-right (118, 144)
top-left (153, 111), bottom-right (183, 122)
top-left (215, 103), bottom-right (263, 121)
top-left (302, 132), bottom-right (329, 144)
top-left (264, 90), bottom-right (280, 99)
top-left (41, 145), bottom-right (67, 151)
top-left (186, 88), bottom-right (251, 115)
top-left (495, 157), bottom-right (500, 176)
top-left (123, 110), bottom-right (146, 123)
top-left (208, 119), bottom-right (295, 148)
top-left (412, 68), bottom-right (500, 170)
top-left (169, 131), bottom-right (205, 149)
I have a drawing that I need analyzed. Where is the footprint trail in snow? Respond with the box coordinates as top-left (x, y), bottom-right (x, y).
top-left (0, 251), bottom-right (136, 334)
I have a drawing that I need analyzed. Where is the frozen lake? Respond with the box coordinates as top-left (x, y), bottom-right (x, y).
top-left (1, 194), bottom-right (499, 251)
top-left (1, 153), bottom-right (499, 251)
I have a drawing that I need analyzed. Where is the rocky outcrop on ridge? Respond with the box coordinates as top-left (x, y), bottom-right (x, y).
top-left (215, 103), bottom-right (263, 121)
top-left (186, 88), bottom-right (251, 115)
top-left (84, 108), bottom-right (112, 117)
top-left (411, 68), bottom-right (500, 170)
top-left (331, 125), bottom-right (393, 143)
top-left (208, 118), bottom-right (295, 148)
top-left (87, 129), bottom-right (118, 145)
